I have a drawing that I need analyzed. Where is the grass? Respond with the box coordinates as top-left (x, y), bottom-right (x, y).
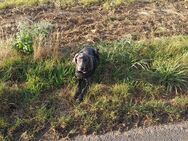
top-left (0, 0), bottom-right (47, 9)
top-left (0, 0), bottom-right (177, 10)
top-left (1, 30), bottom-right (188, 140)
top-left (0, 0), bottom-right (138, 9)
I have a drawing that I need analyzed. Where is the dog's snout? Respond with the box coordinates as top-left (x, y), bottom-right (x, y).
top-left (77, 66), bottom-right (86, 73)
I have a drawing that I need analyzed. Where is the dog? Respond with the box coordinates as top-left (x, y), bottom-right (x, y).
top-left (72, 46), bottom-right (99, 102)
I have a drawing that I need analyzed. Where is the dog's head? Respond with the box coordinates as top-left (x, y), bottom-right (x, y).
top-left (73, 47), bottom-right (100, 79)
top-left (73, 52), bottom-right (92, 74)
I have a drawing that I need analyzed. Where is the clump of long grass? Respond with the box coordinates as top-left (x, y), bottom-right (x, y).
top-left (33, 30), bottom-right (63, 60)
top-left (152, 59), bottom-right (188, 93)
top-left (0, 38), bottom-right (18, 66)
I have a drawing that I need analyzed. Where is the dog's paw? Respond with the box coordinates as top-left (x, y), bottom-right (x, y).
top-left (74, 91), bottom-right (80, 100)
top-left (73, 94), bottom-right (83, 103)
top-left (74, 95), bottom-right (78, 100)
top-left (77, 95), bottom-right (84, 102)
top-left (75, 98), bottom-right (82, 103)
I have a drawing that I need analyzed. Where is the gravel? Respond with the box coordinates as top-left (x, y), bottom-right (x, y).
top-left (72, 121), bottom-right (188, 141)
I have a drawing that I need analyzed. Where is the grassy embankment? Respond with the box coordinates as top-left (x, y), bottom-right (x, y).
top-left (0, 19), bottom-right (188, 140)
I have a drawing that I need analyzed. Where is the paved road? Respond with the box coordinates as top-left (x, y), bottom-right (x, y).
top-left (73, 121), bottom-right (188, 141)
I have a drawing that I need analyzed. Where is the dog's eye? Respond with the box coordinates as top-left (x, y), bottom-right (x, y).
top-left (83, 58), bottom-right (88, 63)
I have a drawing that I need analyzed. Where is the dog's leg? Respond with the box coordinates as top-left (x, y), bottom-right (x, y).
top-left (78, 78), bottom-right (90, 102)
top-left (74, 79), bottom-right (83, 100)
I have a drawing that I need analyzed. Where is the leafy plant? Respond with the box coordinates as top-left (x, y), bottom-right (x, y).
top-left (13, 21), bottom-right (52, 55)
top-left (14, 31), bottom-right (33, 54)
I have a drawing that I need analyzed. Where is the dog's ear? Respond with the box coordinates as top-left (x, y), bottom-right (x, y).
top-left (94, 48), bottom-right (99, 60)
top-left (72, 53), bottom-right (79, 64)
top-left (88, 55), bottom-right (94, 71)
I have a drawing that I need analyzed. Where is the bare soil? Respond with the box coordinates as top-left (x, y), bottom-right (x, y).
top-left (0, 1), bottom-right (188, 48)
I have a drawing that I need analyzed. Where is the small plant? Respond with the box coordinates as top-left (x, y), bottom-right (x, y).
top-left (31, 21), bottom-right (53, 37)
top-left (14, 31), bottom-right (33, 54)
top-left (13, 21), bottom-right (52, 55)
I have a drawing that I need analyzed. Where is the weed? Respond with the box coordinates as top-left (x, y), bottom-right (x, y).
top-left (14, 31), bottom-right (33, 54)
top-left (13, 21), bottom-right (52, 55)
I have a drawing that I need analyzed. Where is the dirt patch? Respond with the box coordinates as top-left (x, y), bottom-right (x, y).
top-left (0, 1), bottom-right (188, 48)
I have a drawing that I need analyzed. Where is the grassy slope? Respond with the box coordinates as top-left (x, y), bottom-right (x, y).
top-left (1, 35), bottom-right (188, 140)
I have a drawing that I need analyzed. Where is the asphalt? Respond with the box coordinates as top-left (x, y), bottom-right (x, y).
top-left (72, 121), bottom-right (188, 141)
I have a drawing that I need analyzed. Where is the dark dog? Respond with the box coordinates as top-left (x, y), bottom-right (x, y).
top-left (72, 47), bottom-right (99, 102)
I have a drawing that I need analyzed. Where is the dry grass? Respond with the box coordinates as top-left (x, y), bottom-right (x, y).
top-left (33, 31), bottom-right (62, 60)
top-left (0, 38), bottom-right (18, 66)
